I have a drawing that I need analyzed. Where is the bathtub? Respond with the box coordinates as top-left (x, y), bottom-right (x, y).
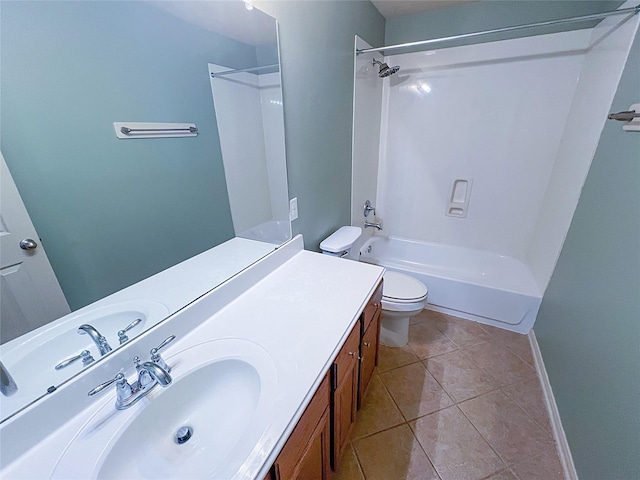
top-left (359, 236), bottom-right (542, 334)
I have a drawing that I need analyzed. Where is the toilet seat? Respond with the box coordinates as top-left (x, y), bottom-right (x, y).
top-left (382, 271), bottom-right (428, 303)
top-left (381, 271), bottom-right (428, 313)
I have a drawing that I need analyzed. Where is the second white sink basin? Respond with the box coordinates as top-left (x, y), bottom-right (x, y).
top-left (0, 300), bottom-right (169, 422)
top-left (52, 338), bottom-right (278, 480)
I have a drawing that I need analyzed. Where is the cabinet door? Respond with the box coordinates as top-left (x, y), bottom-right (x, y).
top-left (358, 306), bottom-right (380, 408)
top-left (288, 410), bottom-right (331, 480)
top-left (274, 374), bottom-right (331, 480)
top-left (331, 321), bottom-right (360, 470)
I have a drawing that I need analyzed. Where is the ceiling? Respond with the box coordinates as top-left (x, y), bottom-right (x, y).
top-left (146, 0), bottom-right (276, 46)
top-left (370, 0), bottom-right (477, 18)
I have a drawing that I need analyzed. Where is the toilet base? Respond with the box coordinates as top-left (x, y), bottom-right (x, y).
top-left (380, 316), bottom-right (410, 347)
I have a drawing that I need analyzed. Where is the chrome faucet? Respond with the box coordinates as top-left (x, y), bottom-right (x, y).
top-left (87, 335), bottom-right (175, 410)
top-left (135, 358), bottom-right (172, 388)
top-left (77, 324), bottom-right (112, 356)
top-left (364, 220), bottom-right (383, 231)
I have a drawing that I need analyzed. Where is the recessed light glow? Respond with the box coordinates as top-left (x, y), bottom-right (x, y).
top-left (244, 1), bottom-right (254, 10)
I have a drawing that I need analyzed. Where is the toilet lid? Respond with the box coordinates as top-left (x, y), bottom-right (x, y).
top-left (383, 271), bottom-right (428, 302)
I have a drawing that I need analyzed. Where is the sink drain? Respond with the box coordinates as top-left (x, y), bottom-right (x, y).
top-left (175, 426), bottom-right (193, 445)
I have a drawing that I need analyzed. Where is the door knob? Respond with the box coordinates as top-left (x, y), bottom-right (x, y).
top-left (19, 238), bottom-right (38, 250)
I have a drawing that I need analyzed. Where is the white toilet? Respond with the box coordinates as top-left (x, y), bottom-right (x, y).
top-left (320, 226), bottom-right (428, 347)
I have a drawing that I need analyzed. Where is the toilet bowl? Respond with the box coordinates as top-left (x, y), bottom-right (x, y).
top-left (379, 271), bottom-right (428, 347)
top-left (320, 227), bottom-right (428, 347)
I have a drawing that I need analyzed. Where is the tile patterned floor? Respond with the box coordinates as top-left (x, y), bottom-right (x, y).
top-left (332, 310), bottom-right (564, 480)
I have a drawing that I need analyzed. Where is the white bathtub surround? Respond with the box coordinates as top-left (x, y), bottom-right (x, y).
top-left (0, 235), bottom-right (384, 479)
top-left (351, 36), bottom-right (384, 254)
top-left (360, 236), bottom-right (541, 333)
top-left (209, 64), bottom-right (290, 243)
top-left (352, 6), bottom-right (638, 332)
top-left (377, 29), bottom-right (592, 261)
top-left (526, 4), bottom-right (640, 289)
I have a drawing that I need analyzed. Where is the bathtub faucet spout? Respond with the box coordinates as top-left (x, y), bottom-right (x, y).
top-left (364, 220), bottom-right (383, 231)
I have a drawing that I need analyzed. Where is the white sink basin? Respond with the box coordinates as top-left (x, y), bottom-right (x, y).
top-left (0, 300), bottom-right (169, 420)
top-left (52, 338), bottom-right (277, 480)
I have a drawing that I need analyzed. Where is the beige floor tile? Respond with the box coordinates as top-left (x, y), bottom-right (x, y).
top-left (461, 340), bottom-right (536, 388)
top-left (352, 424), bottom-right (439, 480)
top-left (331, 442), bottom-right (365, 480)
top-left (408, 322), bottom-right (457, 359)
top-left (491, 330), bottom-right (535, 367)
top-left (509, 445), bottom-right (564, 480)
top-left (413, 308), bottom-right (440, 323)
top-left (380, 362), bottom-right (453, 421)
top-left (423, 350), bottom-right (497, 403)
top-left (410, 310), bottom-right (428, 325)
top-left (351, 374), bottom-right (405, 439)
top-left (484, 470), bottom-right (519, 480)
top-left (502, 377), bottom-right (552, 432)
top-left (459, 391), bottom-right (554, 466)
top-left (410, 405), bottom-right (505, 480)
top-left (432, 314), bottom-right (493, 348)
top-left (378, 344), bottom-right (420, 373)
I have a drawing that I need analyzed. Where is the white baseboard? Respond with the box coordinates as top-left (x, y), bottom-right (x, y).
top-left (528, 330), bottom-right (579, 480)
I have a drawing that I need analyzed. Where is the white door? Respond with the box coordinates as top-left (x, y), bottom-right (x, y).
top-left (0, 152), bottom-right (70, 344)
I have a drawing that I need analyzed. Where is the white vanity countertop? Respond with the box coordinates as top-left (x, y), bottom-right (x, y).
top-left (0, 237), bottom-right (277, 420)
top-left (0, 235), bottom-right (384, 479)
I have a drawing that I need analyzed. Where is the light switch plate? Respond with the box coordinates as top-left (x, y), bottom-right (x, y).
top-left (289, 197), bottom-right (298, 221)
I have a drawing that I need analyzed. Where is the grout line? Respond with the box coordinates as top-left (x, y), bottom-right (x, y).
top-left (349, 439), bottom-right (367, 479)
top-left (365, 317), bottom-right (559, 480)
top-left (405, 419), bottom-right (444, 480)
top-left (344, 442), bottom-right (366, 480)
top-left (455, 401), bottom-right (511, 472)
top-left (500, 377), bottom-right (554, 435)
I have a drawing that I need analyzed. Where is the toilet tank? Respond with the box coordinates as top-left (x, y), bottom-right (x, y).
top-left (320, 226), bottom-right (362, 258)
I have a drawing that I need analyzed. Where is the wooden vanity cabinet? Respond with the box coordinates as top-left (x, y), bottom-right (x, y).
top-left (358, 280), bottom-right (382, 408)
top-left (330, 319), bottom-right (361, 470)
top-left (269, 280), bottom-right (383, 479)
top-left (272, 373), bottom-right (331, 480)
top-left (331, 279), bottom-right (383, 469)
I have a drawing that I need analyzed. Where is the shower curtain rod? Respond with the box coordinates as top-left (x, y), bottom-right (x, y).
top-left (211, 63), bottom-right (279, 78)
top-left (356, 5), bottom-right (640, 55)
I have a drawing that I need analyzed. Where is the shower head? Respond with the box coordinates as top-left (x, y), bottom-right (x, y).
top-left (373, 58), bottom-right (400, 78)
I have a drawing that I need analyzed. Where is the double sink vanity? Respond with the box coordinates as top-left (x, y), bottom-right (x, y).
top-left (0, 235), bottom-right (384, 479)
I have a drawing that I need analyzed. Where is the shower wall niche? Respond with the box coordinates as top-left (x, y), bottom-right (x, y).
top-left (352, 7), bottom-right (638, 330)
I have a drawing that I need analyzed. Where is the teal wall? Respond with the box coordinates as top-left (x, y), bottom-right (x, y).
top-left (386, 1), bottom-right (623, 50)
top-left (1, 2), bottom-right (264, 309)
top-left (255, 0), bottom-right (385, 251)
top-left (534, 32), bottom-right (640, 480)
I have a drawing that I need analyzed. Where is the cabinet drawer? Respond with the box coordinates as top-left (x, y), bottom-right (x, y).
top-left (276, 373), bottom-right (330, 479)
top-left (362, 280), bottom-right (383, 332)
top-left (333, 321), bottom-right (360, 388)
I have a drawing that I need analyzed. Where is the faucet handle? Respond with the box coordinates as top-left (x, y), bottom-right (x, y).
top-left (364, 200), bottom-right (376, 217)
top-left (117, 317), bottom-right (142, 345)
top-left (88, 373), bottom-right (130, 396)
top-left (150, 335), bottom-right (175, 372)
top-left (152, 335), bottom-right (176, 352)
top-left (55, 350), bottom-right (95, 370)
